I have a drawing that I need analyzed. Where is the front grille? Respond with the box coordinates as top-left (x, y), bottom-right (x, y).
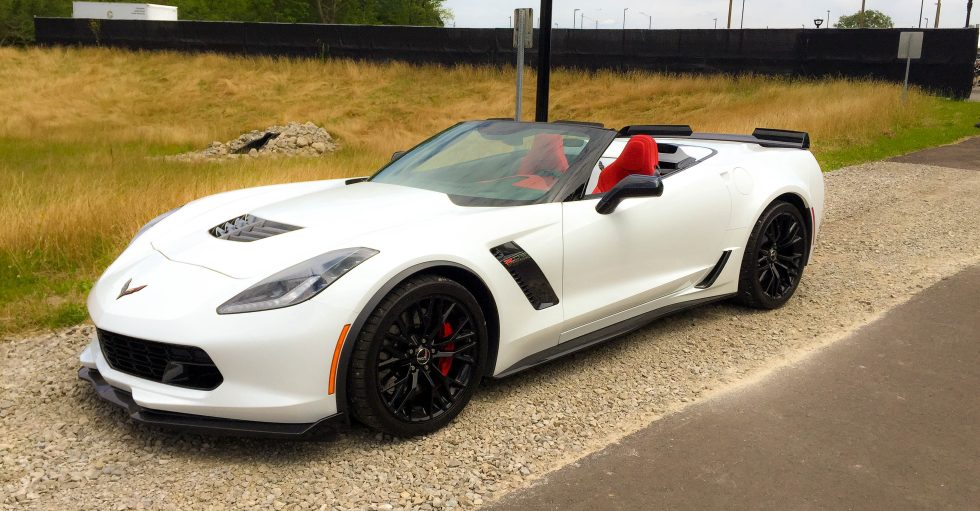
top-left (98, 330), bottom-right (223, 390)
top-left (210, 214), bottom-right (301, 242)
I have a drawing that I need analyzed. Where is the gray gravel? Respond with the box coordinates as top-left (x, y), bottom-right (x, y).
top-left (2, 161), bottom-right (979, 511)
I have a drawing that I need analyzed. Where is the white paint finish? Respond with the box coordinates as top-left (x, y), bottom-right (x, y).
top-left (561, 161), bottom-right (732, 338)
top-left (82, 130), bottom-right (824, 425)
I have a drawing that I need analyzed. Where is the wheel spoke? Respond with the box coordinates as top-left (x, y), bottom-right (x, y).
top-left (778, 235), bottom-right (804, 250)
top-left (381, 373), bottom-right (410, 394)
top-left (433, 340), bottom-right (477, 358)
top-left (378, 356), bottom-right (409, 369)
top-left (433, 320), bottom-right (472, 347)
top-left (374, 292), bottom-right (480, 423)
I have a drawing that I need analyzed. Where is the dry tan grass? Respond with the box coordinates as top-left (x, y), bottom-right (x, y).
top-left (0, 46), bottom-right (939, 333)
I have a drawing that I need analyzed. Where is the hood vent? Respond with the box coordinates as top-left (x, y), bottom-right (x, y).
top-left (209, 214), bottom-right (301, 242)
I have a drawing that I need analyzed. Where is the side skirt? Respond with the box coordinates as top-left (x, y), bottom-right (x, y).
top-left (492, 293), bottom-right (735, 379)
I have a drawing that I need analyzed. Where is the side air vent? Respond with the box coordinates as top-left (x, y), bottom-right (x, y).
top-left (490, 242), bottom-right (559, 310)
top-left (695, 250), bottom-right (733, 289)
top-left (209, 214), bottom-right (301, 242)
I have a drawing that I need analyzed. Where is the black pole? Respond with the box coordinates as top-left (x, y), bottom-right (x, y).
top-left (535, 0), bottom-right (553, 122)
top-left (967, 0), bottom-right (974, 27)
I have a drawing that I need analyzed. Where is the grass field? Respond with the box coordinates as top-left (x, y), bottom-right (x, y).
top-left (1, 46), bottom-right (978, 336)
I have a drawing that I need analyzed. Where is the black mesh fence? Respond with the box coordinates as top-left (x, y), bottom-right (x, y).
top-left (34, 18), bottom-right (979, 99)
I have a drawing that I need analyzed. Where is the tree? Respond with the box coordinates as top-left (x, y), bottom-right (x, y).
top-left (835, 9), bottom-right (894, 28)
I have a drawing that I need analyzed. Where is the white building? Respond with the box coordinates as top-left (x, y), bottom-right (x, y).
top-left (71, 2), bottom-right (178, 21)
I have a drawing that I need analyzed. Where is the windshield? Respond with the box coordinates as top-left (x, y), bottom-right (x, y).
top-left (371, 121), bottom-right (612, 204)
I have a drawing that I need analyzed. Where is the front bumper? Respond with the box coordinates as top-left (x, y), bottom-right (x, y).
top-left (84, 250), bottom-right (361, 424)
top-left (79, 367), bottom-right (347, 437)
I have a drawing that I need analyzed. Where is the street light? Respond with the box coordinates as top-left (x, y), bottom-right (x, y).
top-left (919, 0), bottom-right (925, 27)
top-left (814, 18), bottom-right (824, 28)
top-left (508, 16), bottom-right (512, 28)
top-left (623, 7), bottom-right (629, 29)
top-left (740, 0), bottom-right (746, 29)
top-left (714, 18), bottom-right (718, 29)
top-left (827, 10), bottom-right (831, 27)
top-left (924, 17), bottom-right (929, 27)
top-left (573, 8), bottom-right (580, 29)
top-left (639, 11), bottom-right (652, 30)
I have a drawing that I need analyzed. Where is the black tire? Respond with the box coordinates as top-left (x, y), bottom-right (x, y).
top-left (735, 201), bottom-right (809, 309)
top-left (348, 274), bottom-right (488, 437)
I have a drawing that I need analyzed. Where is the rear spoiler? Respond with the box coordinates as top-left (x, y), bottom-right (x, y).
top-left (619, 125), bottom-right (810, 150)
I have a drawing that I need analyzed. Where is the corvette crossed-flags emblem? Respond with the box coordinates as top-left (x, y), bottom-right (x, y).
top-left (117, 278), bottom-right (147, 299)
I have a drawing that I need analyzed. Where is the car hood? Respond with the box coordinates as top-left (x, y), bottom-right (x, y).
top-left (152, 181), bottom-right (473, 279)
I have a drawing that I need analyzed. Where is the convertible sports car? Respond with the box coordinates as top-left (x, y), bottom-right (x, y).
top-left (79, 120), bottom-right (824, 437)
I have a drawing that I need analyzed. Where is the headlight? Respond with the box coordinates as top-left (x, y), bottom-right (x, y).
top-left (130, 207), bottom-right (180, 245)
top-left (216, 247), bottom-right (379, 315)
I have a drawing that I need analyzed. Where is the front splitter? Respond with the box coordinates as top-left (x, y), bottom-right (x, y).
top-left (78, 367), bottom-right (348, 438)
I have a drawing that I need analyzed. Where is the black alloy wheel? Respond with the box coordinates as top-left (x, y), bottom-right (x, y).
top-left (736, 201), bottom-right (809, 309)
top-left (349, 275), bottom-right (488, 436)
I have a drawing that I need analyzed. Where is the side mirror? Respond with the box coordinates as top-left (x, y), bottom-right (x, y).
top-left (391, 151), bottom-right (406, 162)
top-left (595, 174), bottom-right (664, 215)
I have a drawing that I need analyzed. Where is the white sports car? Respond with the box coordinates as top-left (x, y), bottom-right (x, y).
top-left (79, 120), bottom-right (824, 437)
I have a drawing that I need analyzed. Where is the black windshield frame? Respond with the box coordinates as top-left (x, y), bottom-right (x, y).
top-left (368, 120), bottom-right (617, 207)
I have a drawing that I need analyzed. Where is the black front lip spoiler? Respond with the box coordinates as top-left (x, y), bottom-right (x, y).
top-left (79, 367), bottom-right (348, 438)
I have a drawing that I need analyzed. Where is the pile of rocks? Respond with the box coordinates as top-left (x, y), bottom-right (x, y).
top-left (170, 122), bottom-right (338, 162)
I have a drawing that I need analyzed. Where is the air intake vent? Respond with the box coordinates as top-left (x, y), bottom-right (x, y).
top-left (210, 214), bottom-right (301, 242)
top-left (98, 329), bottom-right (223, 390)
top-left (490, 242), bottom-right (559, 310)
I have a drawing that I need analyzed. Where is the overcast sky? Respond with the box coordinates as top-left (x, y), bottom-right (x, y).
top-left (443, 1), bottom-right (973, 30)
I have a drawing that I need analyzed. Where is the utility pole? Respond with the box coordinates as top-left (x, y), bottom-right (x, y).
top-left (740, 0), bottom-right (746, 29)
top-left (860, 0), bottom-right (866, 28)
top-left (727, 0), bottom-right (733, 28)
top-left (535, 0), bottom-right (553, 122)
top-left (919, 0), bottom-right (925, 27)
top-left (934, 0), bottom-right (941, 28)
top-left (968, 0), bottom-right (974, 27)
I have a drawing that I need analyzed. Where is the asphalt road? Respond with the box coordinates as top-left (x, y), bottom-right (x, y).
top-left (889, 136), bottom-right (980, 170)
top-left (491, 265), bottom-right (980, 511)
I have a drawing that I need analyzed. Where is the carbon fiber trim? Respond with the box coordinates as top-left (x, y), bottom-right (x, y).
top-left (490, 242), bottom-right (559, 310)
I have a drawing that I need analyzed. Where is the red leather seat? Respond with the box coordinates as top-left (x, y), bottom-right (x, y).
top-left (593, 135), bottom-right (659, 194)
top-left (513, 134), bottom-right (569, 191)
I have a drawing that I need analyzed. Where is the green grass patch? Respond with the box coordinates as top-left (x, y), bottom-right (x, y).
top-left (818, 98), bottom-right (980, 170)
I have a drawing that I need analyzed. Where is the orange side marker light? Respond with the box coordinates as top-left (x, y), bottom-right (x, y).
top-left (328, 324), bottom-right (351, 395)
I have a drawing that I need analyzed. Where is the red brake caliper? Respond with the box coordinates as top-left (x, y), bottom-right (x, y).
top-left (438, 322), bottom-right (454, 376)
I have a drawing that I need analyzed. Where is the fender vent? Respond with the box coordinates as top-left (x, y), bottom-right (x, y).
top-left (695, 250), bottom-right (733, 289)
top-left (210, 214), bottom-right (301, 242)
top-left (491, 242), bottom-right (559, 310)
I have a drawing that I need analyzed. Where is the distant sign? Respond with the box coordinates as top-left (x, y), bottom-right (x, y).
top-left (898, 32), bottom-right (924, 60)
top-left (514, 8), bottom-right (533, 49)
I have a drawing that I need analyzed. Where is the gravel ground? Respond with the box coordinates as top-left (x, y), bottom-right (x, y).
top-left (2, 161), bottom-right (979, 511)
